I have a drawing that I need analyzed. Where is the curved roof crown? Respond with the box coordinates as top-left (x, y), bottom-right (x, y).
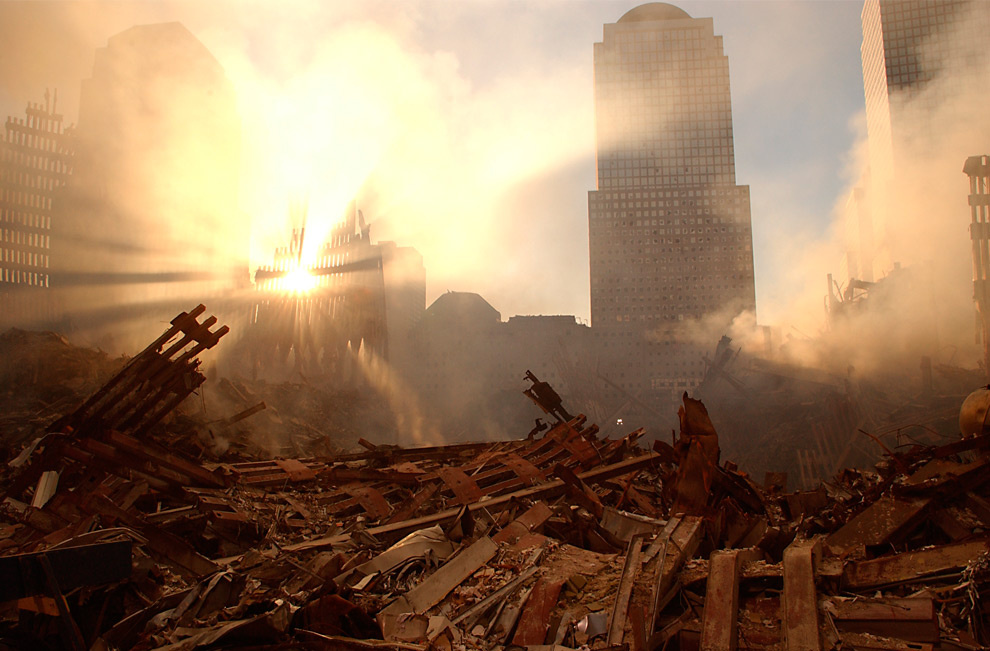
top-left (618, 3), bottom-right (691, 23)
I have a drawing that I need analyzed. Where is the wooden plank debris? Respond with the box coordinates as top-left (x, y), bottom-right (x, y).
top-left (284, 451), bottom-right (662, 552)
top-left (493, 502), bottom-right (553, 544)
top-left (649, 515), bottom-right (704, 631)
top-left (452, 565), bottom-right (538, 627)
top-left (825, 496), bottom-right (930, 552)
top-left (380, 536), bottom-right (498, 620)
top-left (824, 597), bottom-right (939, 644)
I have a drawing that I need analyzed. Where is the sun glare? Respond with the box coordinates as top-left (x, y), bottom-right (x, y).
top-left (283, 267), bottom-right (317, 294)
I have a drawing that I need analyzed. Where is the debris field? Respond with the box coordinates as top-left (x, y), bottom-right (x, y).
top-left (1, 305), bottom-right (989, 650)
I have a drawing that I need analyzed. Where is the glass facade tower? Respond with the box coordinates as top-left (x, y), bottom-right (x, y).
top-left (862, 0), bottom-right (989, 193)
top-left (856, 0), bottom-right (990, 283)
top-left (588, 3), bottom-right (756, 406)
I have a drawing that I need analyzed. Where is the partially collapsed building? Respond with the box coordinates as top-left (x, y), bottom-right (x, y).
top-left (0, 94), bottom-right (72, 327)
top-left (244, 206), bottom-right (425, 383)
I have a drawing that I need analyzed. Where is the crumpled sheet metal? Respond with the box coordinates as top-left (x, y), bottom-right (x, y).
top-left (4, 323), bottom-right (990, 650)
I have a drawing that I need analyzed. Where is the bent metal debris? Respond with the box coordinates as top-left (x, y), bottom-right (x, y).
top-left (1, 305), bottom-right (989, 650)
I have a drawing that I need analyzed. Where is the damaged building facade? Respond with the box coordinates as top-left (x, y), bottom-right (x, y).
top-left (826, 0), bottom-right (990, 385)
top-left (860, 0), bottom-right (990, 257)
top-left (243, 206), bottom-right (425, 383)
top-left (587, 3), bottom-right (757, 420)
top-left (966, 154), bottom-right (990, 378)
top-left (0, 95), bottom-right (72, 328)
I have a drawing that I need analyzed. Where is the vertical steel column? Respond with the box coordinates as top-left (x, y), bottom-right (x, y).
top-left (964, 155), bottom-right (990, 379)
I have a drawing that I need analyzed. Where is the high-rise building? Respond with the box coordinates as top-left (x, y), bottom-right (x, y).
top-left (0, 93), bottom-right (72, 326)
top-left (862, 0), bottom-right (990, 184)
top-left (52, 22), bottom-right (244, 345)
top-left (588, 3), bottom-right (755, 410)
top-left (859, 0), bottom-right (990, 279)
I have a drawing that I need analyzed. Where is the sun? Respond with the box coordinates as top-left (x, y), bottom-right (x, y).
top-left (283, 267), bottom-right (317, 294)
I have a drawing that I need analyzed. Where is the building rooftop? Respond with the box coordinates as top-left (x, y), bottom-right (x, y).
top-left (104, 22), bottom-right (224, 74)
top-left (618, 3), bottom-right (691, 23)
top-left (424, 291), bottom-right (501, 325)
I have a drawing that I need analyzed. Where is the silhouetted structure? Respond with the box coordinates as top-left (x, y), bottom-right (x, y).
top-left (245, 205), bottom-right (425, 383)
top-left (405, 291), bottom-right (594, 439)
top-left (863, 0), bottom-right (990, 187)
top-left (965, 154), bottom-right (990, 378)
top-left (52, 22), bottom-right (244, 347)
top-left (0, 93), bottom-right (72, 326)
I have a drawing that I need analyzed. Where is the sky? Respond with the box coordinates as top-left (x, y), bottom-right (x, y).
top-left (0, 0), bottom-right (868, 328)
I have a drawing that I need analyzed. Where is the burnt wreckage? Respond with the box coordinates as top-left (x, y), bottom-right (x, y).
top-left (0, 306), bottom-right (989, 650)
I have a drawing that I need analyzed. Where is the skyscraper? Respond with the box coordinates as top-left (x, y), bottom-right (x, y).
top-left (859, 0), bottom-right (990, 280)
top-left (52, 22), bottom-right (244, 344)
top-left (588, 3), bottom-right (755, 409)
top-left (862, 0), bottom-right (990, 185)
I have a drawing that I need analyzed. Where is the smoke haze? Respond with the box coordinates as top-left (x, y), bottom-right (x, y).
top-left (742, 1), bottom-right (990, 381)
top-left (8, 0), bottom-right (987, 384)
top-left (0, 1), bottom-right (875, 334)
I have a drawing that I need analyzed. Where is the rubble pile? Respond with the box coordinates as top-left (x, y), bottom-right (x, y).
top-left (696, 335), bottom-right (979, 489)
top-left (0, 323), bottom-right (401, 469)
top-left (165, 376), bottom-right (399, 463)
top-left (0, 306), bottom-right (989, 650)
top-left (0, 328), bottom-right (126, 454)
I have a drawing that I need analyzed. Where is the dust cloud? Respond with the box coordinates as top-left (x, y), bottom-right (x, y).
top-left (3, 1), bottom-right (989, 409)
top-left (0, 1), bottom-right (596, 351)
top-left (742, 2), bottom-right (990, 383)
